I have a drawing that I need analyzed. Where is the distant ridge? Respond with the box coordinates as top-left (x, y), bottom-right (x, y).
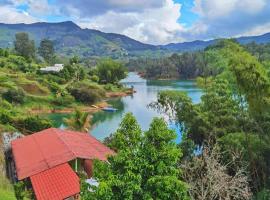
top-left (0, 21), bottom-right (270, 58)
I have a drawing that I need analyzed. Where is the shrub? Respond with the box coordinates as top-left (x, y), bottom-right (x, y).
top-left (96, 59), bottom-right (127, 84)
top-left (52, 95), bottom-right (75, 107)
top-left (0, 110), bottom-right (12, 124)
top-left (15, 116), bottom-right (52, 134)
top-left (90, 75), bottom-right (99, 83)
top-left (68, 82), bottom-right (105, 104)
top-left (254, 189), bottom-right (270, 200)
top-left (2, 88), bottom-right (26, 104)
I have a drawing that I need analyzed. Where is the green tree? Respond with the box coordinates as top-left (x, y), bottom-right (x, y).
top-left (96, 59), bottom-right (127, 84)
top-left (104, 112), bottom-right (142, 152)
top-left (14, 32), bottom-right (35, 60)
top-left (15, 116), bottom-right (52, 134)
top-left (141, 118), bottom-right (189, 200)
top-left (64, 109), bottom-right (91, 132)
top-left (81, 114), bottom-right (189, 200)
top-left (2, 88), bottom-right (26, 104)
top-left (38, 39), bottom-right (55, 64)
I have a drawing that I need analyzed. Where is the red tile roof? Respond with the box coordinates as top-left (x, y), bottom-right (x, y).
top-left (12, 128), bottom-right (114, 180)
top-left (30, 163), bottom-right (79, 200)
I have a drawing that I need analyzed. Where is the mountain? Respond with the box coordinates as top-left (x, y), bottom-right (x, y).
top-left (161, 33), bottom-right (270, 52)
top-left (160, 40), bottom-right (217, 52)
top-left (0, 21), bottom-right (163, 59)
top-left (0, 21), bottom-right (270, 58)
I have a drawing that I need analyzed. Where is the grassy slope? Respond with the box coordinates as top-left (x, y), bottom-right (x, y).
top-left (0, 188), bottom-right (16, 200)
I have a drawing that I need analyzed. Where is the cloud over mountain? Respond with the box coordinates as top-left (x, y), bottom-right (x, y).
top-left (0, 0), bottom-right (270, 44)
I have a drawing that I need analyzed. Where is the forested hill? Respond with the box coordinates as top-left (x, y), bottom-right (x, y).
top-left (161, 32), bottom-right (270, 51)
top-left (0, 21), bottom-right (162, 59)
top-left (1, 21), bottom-right (270, 58)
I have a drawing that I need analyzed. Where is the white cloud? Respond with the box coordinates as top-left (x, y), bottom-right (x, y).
top-left (189, 0), bottom-right (270, 41)
top-left (193, 0), bottom-right (266, 18)
top-left (0, 5), bottom-right (37, 24)
top-left (240, 22), bottom-right (270, 37)
top-left (77, 0), bottom-right (184, 44)
top-left (1, 0), bottom-right (270, 44)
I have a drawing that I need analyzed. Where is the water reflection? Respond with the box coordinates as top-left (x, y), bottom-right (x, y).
top-left (91, 73), bottom-right (202, 141)
top-left (46, 73), bottom-right (203, 142)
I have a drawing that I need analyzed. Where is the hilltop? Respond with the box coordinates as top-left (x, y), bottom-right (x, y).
top-left (1, 21), bottom-right (270, 58)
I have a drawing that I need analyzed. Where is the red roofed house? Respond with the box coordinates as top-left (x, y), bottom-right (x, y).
top-left (11, 128), bottom-right (114, 200)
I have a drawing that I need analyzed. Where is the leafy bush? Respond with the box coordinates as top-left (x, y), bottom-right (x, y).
top-left (2, 88), bottom-right (26, 104)
top-left (0, 110), bottom-right (12, 124)
top-left (52, 95), bottom-right (75, 107)
top-left (90, 75), bottom-right (99, 83)
top-left (68, 82), bottom-right (105, 104)
top-left (15, 116), bottom-right (52, 134)
top-left (96, 59), bottom-right (127, 84)
top-left (254, 189), bottom-right (270, 200)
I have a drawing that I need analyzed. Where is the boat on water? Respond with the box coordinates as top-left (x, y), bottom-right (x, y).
top-left (102, 107), bottom-right (118, 112)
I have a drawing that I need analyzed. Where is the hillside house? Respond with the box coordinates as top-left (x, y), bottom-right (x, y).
top-left (10, 128), bottom-right (114, 200)
top-left (40, 64), bottom-right (64, 73)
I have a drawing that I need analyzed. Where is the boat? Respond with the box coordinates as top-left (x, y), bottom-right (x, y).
top-left (102, 107), bottom-right (118, 112)
top-left (91, 105), bottom-right (99, 108)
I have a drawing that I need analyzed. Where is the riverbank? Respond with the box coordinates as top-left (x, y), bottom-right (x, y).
top-left (29, 89), bottom-right (135, 114)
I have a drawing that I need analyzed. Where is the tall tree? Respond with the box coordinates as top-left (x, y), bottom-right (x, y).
top-left (104, 112), bottom-right (142, 152)
top-left (96, 59), bottom-right (127, 84)
top-left (14, 32), bottom-right (35, 60)
top-left (81, 114), bottom-right (189, 200)
top-left (38, 39), bottom-right (55, 64)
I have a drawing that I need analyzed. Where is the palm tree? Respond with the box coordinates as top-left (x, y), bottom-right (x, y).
top-left (64, 109), bottom-right (91, 133)
top-left (64, 109), bottom-right (92, 172)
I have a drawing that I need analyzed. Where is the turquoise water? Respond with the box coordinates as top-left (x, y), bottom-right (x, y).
top-left (47, 72), bottom-right (202, 143)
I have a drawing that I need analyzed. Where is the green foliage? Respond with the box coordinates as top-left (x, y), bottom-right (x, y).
top-left (104, 112), bottom-right (142, 151)
top-left (219, 133), bottom-right (270, 189)
top-left (15, 116), bottom-right (52, 134)
top-left (13, 181), bottom-right (33, 200)
top-left (52, 95), bottom-right (75, 107)
top-left (59, 65), bottom-right (76, 81)
top-left (254, 189), bottom-right (270, 200)
top-left (0, 174), bottom-right (16, 200)
top-left (96, 59), bottom-right (127, 84)
top-left (14, 32), bottom-right (35, 60)
top-left (69, 55), bottom-right (80, 65)
top-left (38, 39), bottom-right (55, 64)
top-left (13, 181), bottom-right (25, 200)
top-left (90, 75), bottom-right (99, 83)
top-left (130, 49), bottom-right (228, 80)
top-left (0, 110), bottom-right (12, 124)
top-left (82, 114), bottom-right (189, 200)
top-left (64, 109), bottom-right (91, 132)
top-left (150, 40), bottom-right (270, 195)
top-left (68, 82), bottom-right (105, 104)
top-left (0, 48), bottom-right (9, 57)
top-left (2, 88), bottom-right (26, 104)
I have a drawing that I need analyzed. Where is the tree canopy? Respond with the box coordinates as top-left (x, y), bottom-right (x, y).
top-left (14, 32), bottom-right (35, 60)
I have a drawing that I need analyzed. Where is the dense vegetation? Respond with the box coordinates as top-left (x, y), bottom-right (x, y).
top-left (1, 27), bottom-right (270, 199)
top-left (0, 32), bottom-right (128, 199)
top-left (149, 40), bottom-right (270, 198)
top-left (128, 41), bottom-right (270, 81)
top-left (81, 113), bottom-right (189, 200)
top-left (78, 40), bottom-right (270, 199)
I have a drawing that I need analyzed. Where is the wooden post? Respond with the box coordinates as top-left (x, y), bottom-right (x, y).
top-left (75, 158), bottom-right (78, 172)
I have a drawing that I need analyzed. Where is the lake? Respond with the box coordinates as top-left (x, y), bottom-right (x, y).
top-left (47, 72), bottom-right (203, 143)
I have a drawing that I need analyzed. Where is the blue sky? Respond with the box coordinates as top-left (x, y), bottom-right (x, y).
top-left (0, 0), bottom-right (270, 44)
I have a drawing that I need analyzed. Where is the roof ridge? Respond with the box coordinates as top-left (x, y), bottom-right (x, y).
top-left (55, 129), bottom-right (77, 158)
top-left (65, 129), bottom-right (113, 152)
top-left (32, 134), bottom-right (50, 169)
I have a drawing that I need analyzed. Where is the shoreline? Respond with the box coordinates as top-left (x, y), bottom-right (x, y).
top-left (29, 89), bottom-right (135, 114)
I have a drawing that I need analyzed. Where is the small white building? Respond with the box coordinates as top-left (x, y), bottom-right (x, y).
top-left (40, 64), bottom-right (64, 73)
